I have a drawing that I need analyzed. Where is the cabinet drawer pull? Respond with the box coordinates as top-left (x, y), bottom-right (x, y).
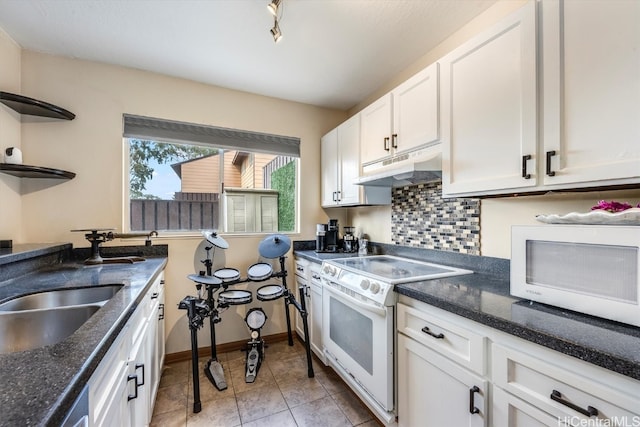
top-left (127, 374), bottom-right (138, 401)
top-left (521, 154), bottom-right (532, 179)
top-left (469, 386), bottom-right (480, 414)
top-left (391, 133), bottom-right (398, 149)
top-left (135, 363), bottom-right (145, 386)
top-left (546, 150), bottom-right (556, 176)
top-left (384, 137), bottom-right (390, 151)
top-left (421, 326), bottom-right (444, 339)
top-left (151, 292), bottom-right (159, 299)
top-left (550, 390), bottom-right (598, 417)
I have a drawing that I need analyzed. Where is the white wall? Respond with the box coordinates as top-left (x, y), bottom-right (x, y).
top-left (0, 28), bottom-right (22, 242)
top-left (17, 51), bottom-right (346, 354)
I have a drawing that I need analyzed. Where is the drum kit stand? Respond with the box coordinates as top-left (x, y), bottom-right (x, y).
top-left (179, 231), bottom-right (314, 414)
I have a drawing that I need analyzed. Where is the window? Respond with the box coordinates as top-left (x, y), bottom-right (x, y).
top-left (124, 115), bottom-right (299, 234)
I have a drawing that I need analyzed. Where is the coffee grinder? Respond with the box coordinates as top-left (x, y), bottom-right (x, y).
top-left (342, 226), bottom-right (358, 253)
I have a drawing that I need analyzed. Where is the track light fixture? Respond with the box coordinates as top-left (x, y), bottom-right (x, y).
top-left (270, 18), bottom-right (282, 43)
top-left (267, 0), bottom-right (284, 43)
top-left (267, 0), bottom-right (282, 16)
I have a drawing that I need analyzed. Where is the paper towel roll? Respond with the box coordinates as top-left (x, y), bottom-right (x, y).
top-left (4, 147), bottom-right (22, 164)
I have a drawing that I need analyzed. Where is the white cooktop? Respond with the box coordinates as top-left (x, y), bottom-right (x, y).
top-left (327, 255), bottom-right (473, 284)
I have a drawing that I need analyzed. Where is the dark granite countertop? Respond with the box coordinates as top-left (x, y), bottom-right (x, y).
top-left (0, 244), bottom-right (168, 426)
top-left (293, 241), bottom-right (640, 381)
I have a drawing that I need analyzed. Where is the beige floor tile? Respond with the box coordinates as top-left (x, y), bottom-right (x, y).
top-left (241, 409), bottom-right (298, 427)
top-left (186, 396), bottom-right (241, 427)
top-left (290, 396), bottom-right (352, 427)
top-left (314, 367), bottom-right (349, 396)
top-left (149, 406), bottom-right (187, 427)
top-left (279, 376), bottom-right (329, 408)
top-left (223, 349), bottom-right (247, 371)
top-left (268, 353), bottom-right (309, 382)
top-left (153, 382), bottom-right (189, 416)
top-left (159, 361), bottom-right (190, 388)
top-left (331, 390), bottom-right (373, 425)
top-left (235, 385), bottom-right (288, 424)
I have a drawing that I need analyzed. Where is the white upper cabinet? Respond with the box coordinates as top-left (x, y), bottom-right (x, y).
top-left (322, 114), bottom-right (378, 207)
top-left (321, 127), bottom-right (339, 206)
top-left (440, 1), bottom-right (538, 197)
top-left (360, 63), bottom-right (439, 167)
top-left (541, 0), bottom-right (640, 187)
top-left (360, 94), bottom-right (392, 165)
top-left (441, 0), bottom-right (640, 197)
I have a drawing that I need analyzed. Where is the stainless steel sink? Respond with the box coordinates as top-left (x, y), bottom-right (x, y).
top-left (0, 285), bottom-right (123, 311)
top-left (0, 305), bottom-right (101, 354)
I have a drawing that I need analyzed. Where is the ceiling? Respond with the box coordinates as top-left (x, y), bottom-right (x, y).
top-left (0, 0), bottom-right (496, 110)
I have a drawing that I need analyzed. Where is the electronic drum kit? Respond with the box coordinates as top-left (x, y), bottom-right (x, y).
top-left (179, 231), bottom-right (314, 414)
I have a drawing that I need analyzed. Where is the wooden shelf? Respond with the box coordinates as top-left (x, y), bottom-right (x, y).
top-left (0, 163), bottom-right (76, 179)
top-left (0, 92), bottom-right (75, 120)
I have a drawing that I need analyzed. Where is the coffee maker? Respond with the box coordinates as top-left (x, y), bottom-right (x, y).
top-left (325, 219), bottom-right (340, 252)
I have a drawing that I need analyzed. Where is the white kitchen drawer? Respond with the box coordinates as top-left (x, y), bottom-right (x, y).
top-left (397, 302), bottom-right (486, 375)
top-left (308, 262), bottom-right (321, 285)
top-left (492, 342), bottom-right (640, 421)
top-left (294, 257), bottom-right (308, 278)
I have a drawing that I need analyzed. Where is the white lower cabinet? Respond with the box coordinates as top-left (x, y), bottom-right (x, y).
top-left (397, 301), bottom-right (488, 427)
top-left (294, 257), bottom-right (309, 341)
top-left (88, 272), bottom-right (165, 427)
top-left (397, 297), bottom-right (640, 427)
top-left (89, 324), bottom-right (130, 426)
top-left (293, 257), bottom-right (325, 363)
top-left (492, 340), bottom-right (640, 425)
top-left (398, 334), bottom-right (488, 427)
top-left (308, 263), bottom-right (324, 363)
top-left (492, 386), bottom-right (559, 427)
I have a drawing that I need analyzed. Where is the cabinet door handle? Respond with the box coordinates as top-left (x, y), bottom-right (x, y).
top-left (127, 374), bottom-right (138, 401)
top-left (546, 150), bottom-right (556, 176)
top-left (336, 190), bottom-right (341, 202)
top-left (521, 154), bottom-right (532, 179)
top-left (384, 137), bottom-right (390, 151)
top-left (550, 390), bottom-right (598, 417)
top-left (469, 386), bottom-right (480, 414)
top-left (421, 326), bottom-right (444, 339)
top-left (135, 363), bottom-right (145, 386)
top-left (391, 133), bottom-right (398, 149)
top-left (159, 303), bottom-right (165, 320)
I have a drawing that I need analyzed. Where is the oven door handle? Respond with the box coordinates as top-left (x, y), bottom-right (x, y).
top-left (324, 284), bottom-right (388, 317)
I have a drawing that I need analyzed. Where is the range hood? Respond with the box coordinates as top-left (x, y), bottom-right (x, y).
top-left (355, 146), bottom-right (442, 187)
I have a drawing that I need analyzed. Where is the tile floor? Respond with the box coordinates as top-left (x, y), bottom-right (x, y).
top-left (150, 340), bottom-right (383, 426)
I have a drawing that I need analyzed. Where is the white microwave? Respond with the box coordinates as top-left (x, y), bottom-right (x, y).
top-left (511, 225), bottom-right (640, 327)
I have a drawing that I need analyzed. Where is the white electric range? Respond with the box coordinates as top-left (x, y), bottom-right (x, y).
top-left (320, 255), bottom-right (472, 425)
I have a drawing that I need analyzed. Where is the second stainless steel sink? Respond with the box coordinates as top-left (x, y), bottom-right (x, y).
top-left (0, 285), bottom-right (123, 311)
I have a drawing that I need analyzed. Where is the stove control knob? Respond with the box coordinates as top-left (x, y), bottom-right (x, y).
top-left (360, 279), bottom-right (370, 290)
top-left (370, 282), bottom-right (381, 294)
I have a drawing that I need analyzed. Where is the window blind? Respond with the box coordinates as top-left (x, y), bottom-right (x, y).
top-left (123, 114), bottom-right (300, 157)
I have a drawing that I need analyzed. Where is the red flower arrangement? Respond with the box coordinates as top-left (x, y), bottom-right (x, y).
top-left (591, 200), bottom-right (640, 213)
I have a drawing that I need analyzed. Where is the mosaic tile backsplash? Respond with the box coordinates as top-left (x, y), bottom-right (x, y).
top-left (392, 181), bottom-right (480, 255)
